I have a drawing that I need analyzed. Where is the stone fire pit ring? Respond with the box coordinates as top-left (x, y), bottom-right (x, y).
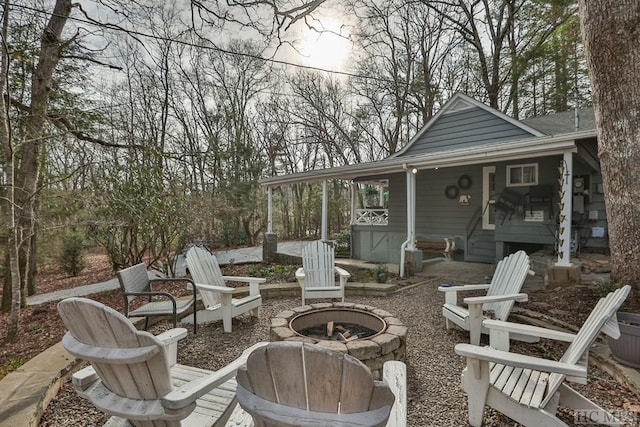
top-left (270, 302), bottom-right (407, 379)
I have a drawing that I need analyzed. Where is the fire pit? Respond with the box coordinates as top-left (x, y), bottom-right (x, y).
top-left (270, 302), bottom-right (407, 379)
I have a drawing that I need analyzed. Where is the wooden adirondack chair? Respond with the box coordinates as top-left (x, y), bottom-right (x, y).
top-left (117, 262), bottom-right (198, 334)
top-left (58, 297), bottom-right (268, 427)
top-left (438, 250), bottom-right (532, 345)
top-left (455, 285), bottom-right (631, 427)
top-left (235, 341), bottom-right (407, 427)
top-left (181, 246), bottom-right (266, 333)
top-left (295, 240), bottom-right (350, 305)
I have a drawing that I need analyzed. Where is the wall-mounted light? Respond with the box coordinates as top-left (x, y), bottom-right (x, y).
top-left (435, 167), bottom-right (439, 170)
top-left (411, 168), bottom-right (418, 174)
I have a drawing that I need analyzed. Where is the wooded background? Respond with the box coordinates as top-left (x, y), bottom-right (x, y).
top-left (2, 0), bottom-right (637, 338)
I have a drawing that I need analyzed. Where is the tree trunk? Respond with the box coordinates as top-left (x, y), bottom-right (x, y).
top-left (1, 0), bottom-right (21, 340)
top-left (15, 0), bottom-right (72, 302)
top-left (579, 0), bottom-right (640, 286)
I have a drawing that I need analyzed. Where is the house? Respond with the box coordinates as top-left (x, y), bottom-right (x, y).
top-left (260, 93), bottom-right (605, 277)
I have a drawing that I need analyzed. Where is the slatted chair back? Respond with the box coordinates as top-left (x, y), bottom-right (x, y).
top-left (236, 341), bottom-right (395, 427)
top-left (540, 284), bottom-right (630, 407)
top-left (483, 250), bottom-right (530, 321)
top-left (117, 262), bottom-right (152, 304)
top-left (301, 240), bottom-right (335, 289)
top-left (58, 298), bottom-right (179, 426)
top-left (185, 246), bottom-right (226, 308)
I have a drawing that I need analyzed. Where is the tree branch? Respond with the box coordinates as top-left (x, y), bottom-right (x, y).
top-left (8, 95), bottom-right (142, 149)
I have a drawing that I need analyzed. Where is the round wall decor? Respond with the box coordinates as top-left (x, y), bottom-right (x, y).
top-left (445, 185), bottom-right (459, 199)
top-left (458, 174), bottom-right (472, 190)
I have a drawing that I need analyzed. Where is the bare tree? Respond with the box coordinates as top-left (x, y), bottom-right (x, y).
top-left (348, 0), bottom-right (455, 155)
top-left (423, 0), bottom-right (575, 112)
top-left (579, 0), bottom-right (640, 286)
top-left (1, 0), bottom-right (23, 340)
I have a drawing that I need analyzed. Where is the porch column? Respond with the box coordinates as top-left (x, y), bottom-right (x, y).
top-left (321, 179), bottom-right (328, 241)
top-left (407, 169), bottom-right (416, 250)
top-left (263, 186), bottom-right (277, 262)
top-left (402, 167), bottom-right (422, 277)
top-left (556, 152), bottom-right (573, 266)
top-left (350, 181), bottom-right (357, 225)
top-left (267, 186), bottom-right (273, 233)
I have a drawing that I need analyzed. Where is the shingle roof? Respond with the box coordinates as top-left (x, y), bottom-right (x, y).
top-left (521, 107), bottom-right (595, 135)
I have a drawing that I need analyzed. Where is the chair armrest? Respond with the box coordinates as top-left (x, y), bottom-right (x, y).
top-left (455, 343), bottom-right (587, 378)
top-left (439, 284), bottom-right (491, 306)
top-left (483, 319), bottom-right (576, 342)
top-left (149, 277), bottom-right (195, 286)
top-left (383, 361), bottom-right (406, 427)
top-left (222, 276), bottom-right (267, 284)
top-left (334, 266), bottom-right (351, 278)
top-left (71, 365), bottom-right (98, 389)
top-left (156, 328), bottom-right (188, 366)
top-left (438, 284), bottom-right (491, 292)
top-left (464, 292), bottom-right (528, 305)
top-left (156, 328), bottom-right (188, 345)
top-left (194, 283), bottom-right (235, 294)
top-left (161, 342), bottom-right (269, 410)
top-left (122, 290), bottom-right (178, 302)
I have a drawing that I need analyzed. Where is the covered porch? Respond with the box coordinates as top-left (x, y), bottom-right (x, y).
top-left (261, 131), bottom-right (592, 278)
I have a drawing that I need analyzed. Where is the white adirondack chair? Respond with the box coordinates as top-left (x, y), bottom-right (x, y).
top-left (181, 246), bottom-right (266, 333)
top-left (455, 285), bottom-right (631, 427)
top-left (58, 297), bottom-right (268, 427)
top-left (438, 250), bottom-right (532, 345)
top-left (295, 240), bottom-right (350, 305)
top-left (235, 341), bottom-right (407, 427)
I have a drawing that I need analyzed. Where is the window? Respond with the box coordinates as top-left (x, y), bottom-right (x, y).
top-left (507, 163), bottom-right (538, 187)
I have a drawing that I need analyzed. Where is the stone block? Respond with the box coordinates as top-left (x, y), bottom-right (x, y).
top-left (315, 340), bottom-right (347, 353)
top-left (363, 351), bottom-right (394, 372)
top-left (405, 249), bottom-right (424, 275)
top-left (270, 327), bottom-right (296, 341)
top-left (372, 333), bottom-right (400, 356)
top-left (372, 308), bottom-right (393, 318)
top-left (270, 317), bottom-right (288, 328)
top-left (547, 265), bottom-right (581, 286)
top-left (346, 340), bottom-right (381, 360)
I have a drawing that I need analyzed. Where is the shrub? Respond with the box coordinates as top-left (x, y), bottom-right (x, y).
top-left (596, 279), bottom-right (621, 297)
top-left (59, 233), bottom-right (86, 276)
top-left (373, 263), bottom-right (389, 283)
top-left (334, 230), bottom-right (351, 257)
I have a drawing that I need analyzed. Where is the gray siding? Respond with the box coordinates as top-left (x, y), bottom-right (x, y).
top-left (493, 157), bottom-right (559, 246)
top-left (352, 173), bottom-right (406, 263)
top-left (493, 151), bottom-right (607, 251)
top-left (414, 166), bottom-right (484, 241)
top-left (351, 143), bottom-right (606, 264)
top-left (399, 107), bottom-right (535, 157)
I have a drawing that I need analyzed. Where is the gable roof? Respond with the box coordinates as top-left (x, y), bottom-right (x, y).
top-left (391, 92), bottom-right (545, 158)
top-left (260, 94), bottom-right (596, 187)
top-left (521, 107), bottom-right (595, 135)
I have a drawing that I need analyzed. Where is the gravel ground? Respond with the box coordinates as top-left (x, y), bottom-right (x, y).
top-left (41, 279), bottom-right (637, 426)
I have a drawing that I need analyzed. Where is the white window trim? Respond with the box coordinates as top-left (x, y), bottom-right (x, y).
top-left (506, 163), bottom-right (538, 187)
top-left (482, 166), bottom-right (496, 230)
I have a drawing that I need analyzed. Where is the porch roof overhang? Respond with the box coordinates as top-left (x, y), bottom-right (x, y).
top-left (260, 129), bottom-right (593, 187)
